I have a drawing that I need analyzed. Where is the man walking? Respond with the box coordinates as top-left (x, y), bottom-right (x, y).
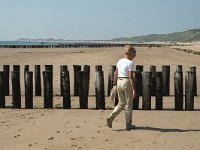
top-left (107, 45), bottom-right (136, 131)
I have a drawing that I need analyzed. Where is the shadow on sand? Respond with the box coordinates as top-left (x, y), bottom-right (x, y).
top-left (113, 126), bottom-right (200, 132)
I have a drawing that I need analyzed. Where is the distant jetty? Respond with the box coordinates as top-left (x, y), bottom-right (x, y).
top-left (0, 40), bottom-right (173, 48)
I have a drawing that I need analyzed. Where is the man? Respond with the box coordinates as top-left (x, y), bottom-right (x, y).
top-left (107, 45), bottom-right (136, 131)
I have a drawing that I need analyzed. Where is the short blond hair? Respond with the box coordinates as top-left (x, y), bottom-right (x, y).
top-left (125, 45), bottom-right (136, 55)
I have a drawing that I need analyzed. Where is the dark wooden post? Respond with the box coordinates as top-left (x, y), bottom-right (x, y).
top-left (176, 65), bottom-right (182, 72)
top-left (150, 65), bottom-right (156, 96)
top-left (35, 65), bottom-right (41, 96)
top-left (24, 65), bottom-right (29, 93)
top-left (189, 66), bottom-right (197, 96)
top-left (25, 71), bottom-right (33, 108)
top-left (174, 65), bottom-right (183, 110)
top-left (73, 65), bottom-right (81, 96)
top-left (24, 65), bottom-right (29, 72)
top-left (84, 65), bottom-right (90, 97)
top-left (96, 70), bottom-right (105, 109)
top-left (136, 65), bottom-right (143, 72)
top-left (11, 71), bottom-right (21, 108)
top-left (156, 72), bottom-right (163, 110)
top-left (62, 71), bottom-right (71, 109)
top-left (162, 65), bottom-right (170, 96)
top-left (136, 65), bottom-right (143, 96)
top-left (95, 65), bottom-right (102, 104)
top-left (3, 65), bottom-right (10, 96)
top-left (13, 65), bottom-right (20, 72)
top-left (45, 65), bottom-right (53, 75)
top-left (95, 65), bottom-right (102, 72)
top-left (43, 71), bottom-right (53, 108)
top-left (60, 65), bottom-right (68, 96)
top-left (78, 71), bottom-right (89, 109)
top-left (133, 71), bottom-right (142, 109)
top-left (107, 65), bottom-right (116, 96)
top-left (24, 65), bottom-right (29, 81)
top-left (0, 72), bottom-right (5, 108)
top-left (142, 72), bottom-right (151, 110)
top-left (185, 71), bottom-right (195, 110)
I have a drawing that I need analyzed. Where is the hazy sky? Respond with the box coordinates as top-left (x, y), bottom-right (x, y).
top-left (0, 0), bottom-right (200, 40)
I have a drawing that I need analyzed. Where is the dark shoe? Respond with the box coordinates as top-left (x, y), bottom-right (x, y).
top-left (107, 116), bottom-right (114, 128)
top-left (125, 124), bottom-right (136, 131)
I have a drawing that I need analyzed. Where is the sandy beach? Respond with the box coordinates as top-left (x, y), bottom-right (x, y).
top-left (0, 46), bottom-right (200, 150)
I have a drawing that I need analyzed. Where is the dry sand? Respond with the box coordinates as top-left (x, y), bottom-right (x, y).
top-left (0, 46), bottom-right (200, 150)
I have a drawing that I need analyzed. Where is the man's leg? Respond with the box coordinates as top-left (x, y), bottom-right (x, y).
top-left (107, 80), bottom-right (126, 128)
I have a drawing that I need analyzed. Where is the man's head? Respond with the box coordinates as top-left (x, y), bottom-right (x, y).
top-left (125, 45), bottom-right (136, 60)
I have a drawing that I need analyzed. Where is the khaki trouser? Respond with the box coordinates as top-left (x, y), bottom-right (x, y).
top-left (109, 78), bottom-right (133, 126)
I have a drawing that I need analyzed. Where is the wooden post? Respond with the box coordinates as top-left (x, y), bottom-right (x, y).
top-left (0, 72), bottom-right (5, 108)
top-left (136, 65), bottom-right (143, 72)
top-left (176, 65), bottom-right (182, 72)
top-left (11, 71), bottom-right (21, 108)
top-left (43, 71), bottom-right (53, 108)
top-left (95, 65), bottom-right (102, 72)
top-left (174, 66), bottom-right (183, 110)
top-left (35, 65), bottom-right (41, 96)
top-left (24, 65), bottom-right (29, 72)
top-left (189, 66), bottom-right (197, 96)
top-left (96, 71), bottom-right (105, 109)
top-left (3, 65), bottom-right (10, 96)
top-left (185, 71), bottom-right (195, 110)
top-left (73, 65), bottom-right (81, 96)
top-left (156, 72), bottom-right (163, 110)
top-left (133, 71), bottom-right (142, 109)
top-left (62, 71), bottom-right (71, 109)
top-left (150, 65), bottom-right (156, 96)
top-left (136, 65), bottom-right (143, 96)
top-left (24, 65), bottom-right (29, 91)
top-left (25, 71), bottom-right (33, 108)
top-left (95, 65), bottom-right (103, 105)
top-left (142, 72), bottom-right (151, 110)
top-left (45, 65), bottom-right (53, 74)
top-left (13, 65), bottom-right (20, 72)
top-left (84, 65), bottom-right (90, 97)
top-left (60, 65), bottom-right (68, 96)
top-left (107, 65), bottom-right (116, 96)
top-left (78, 71), bottom-right (89, 109)
top-left (162, 65), bottom-right (170, 96)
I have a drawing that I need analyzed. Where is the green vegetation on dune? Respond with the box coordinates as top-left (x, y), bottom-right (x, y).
top-left (112, 29), bottom-right (200, 42)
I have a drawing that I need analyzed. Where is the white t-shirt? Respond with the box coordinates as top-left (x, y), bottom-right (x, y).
top-left (117, 58), bottom-right (134, 77)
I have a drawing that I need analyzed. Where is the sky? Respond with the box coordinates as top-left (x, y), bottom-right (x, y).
top-left (0, 0), bottom-right (200, 40)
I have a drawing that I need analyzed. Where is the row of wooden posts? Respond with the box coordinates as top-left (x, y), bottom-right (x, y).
top-left (0, 65), bottom-right (197, 110)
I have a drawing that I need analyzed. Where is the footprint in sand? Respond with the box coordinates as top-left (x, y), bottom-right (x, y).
top-left (28, 117), bottom-right (35, 119)
top-left (57, 131), bottom-right (60, 133)
top-left (72, 144), bottom-right (77, 147)
top-left (48, 137), bottom-right (55, 140)
top-left (70, 138), bottom-right (75, 140)
top-left (14, 135), bottom-right (21, 138)
top-left (28, 142), bottom-right (38, 147)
